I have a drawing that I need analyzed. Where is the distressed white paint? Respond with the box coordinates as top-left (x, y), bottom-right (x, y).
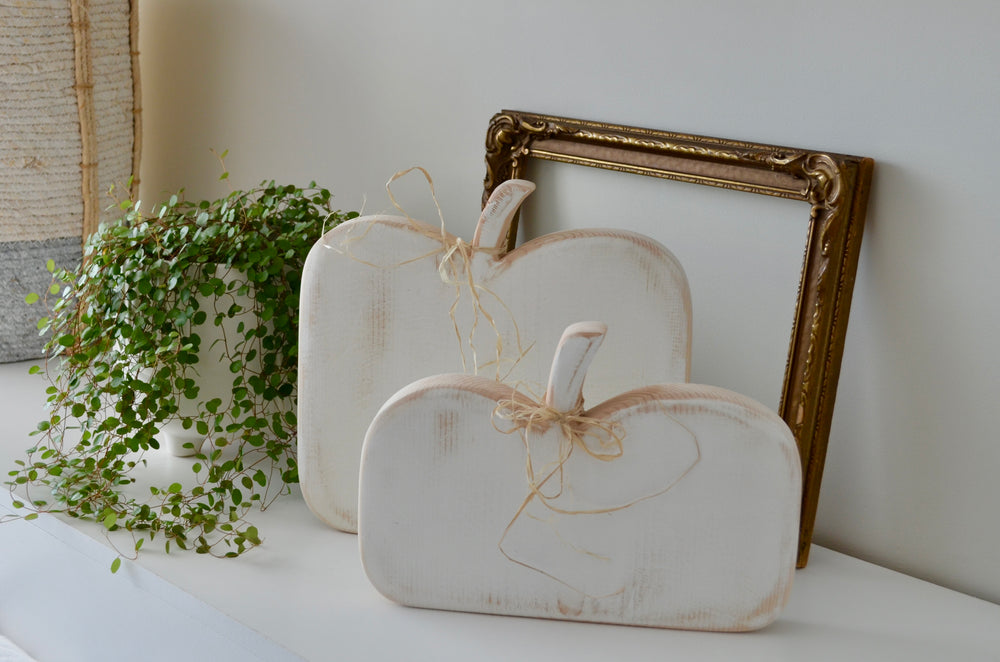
top-left (359, 322), bottom-right (801, 631)
top-left (298, 180), bottom-right (691, 532)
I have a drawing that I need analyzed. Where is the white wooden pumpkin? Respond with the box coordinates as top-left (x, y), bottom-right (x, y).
top-left (298, 180), bottom-right (691, 532)
top-left (359, 322), bottom-right (801, 631)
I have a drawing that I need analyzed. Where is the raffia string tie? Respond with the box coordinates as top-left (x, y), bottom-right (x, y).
top-left (492, 391), bottom-right (702, 597)
top-left (326, 167), bottom-right (529, 378)
top-left (493, 391), bottom-right (625, 512)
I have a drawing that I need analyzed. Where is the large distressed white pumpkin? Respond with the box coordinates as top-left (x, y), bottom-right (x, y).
top-left (359, 322), bottom-right (801, 631)
top-left (298, 181), bottom-right (691, 532)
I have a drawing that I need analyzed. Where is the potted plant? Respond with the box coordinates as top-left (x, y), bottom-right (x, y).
top-left (4, 173), bottom-right (357, 568)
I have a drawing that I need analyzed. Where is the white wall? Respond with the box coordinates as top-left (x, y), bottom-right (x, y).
top-left (138, 0), bottom-right (1000, 603)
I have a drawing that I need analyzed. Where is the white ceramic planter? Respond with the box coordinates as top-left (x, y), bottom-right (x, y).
top-left (153, 264), bottom-right (260, 457)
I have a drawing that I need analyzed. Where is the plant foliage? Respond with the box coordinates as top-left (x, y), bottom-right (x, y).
top-left (4, 176), bottom-right (356, 563)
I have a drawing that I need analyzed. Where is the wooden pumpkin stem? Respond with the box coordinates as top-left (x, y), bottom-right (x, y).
top-left (472, 179), bottom-right (535, 254)
top-left (544, 322), bottom-right (608, 412)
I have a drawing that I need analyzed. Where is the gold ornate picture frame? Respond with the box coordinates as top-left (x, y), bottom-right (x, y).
top-left (483, 110), bottom-right (874, 567)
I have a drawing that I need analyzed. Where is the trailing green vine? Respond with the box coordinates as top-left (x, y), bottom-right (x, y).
top-left (4, 175), bottom-right (357, 567)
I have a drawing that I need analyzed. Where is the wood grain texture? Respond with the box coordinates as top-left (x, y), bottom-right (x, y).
top-left (359, 324), bottom-right (801, 631)
top-left (298, 181), bottom-right (692, 532)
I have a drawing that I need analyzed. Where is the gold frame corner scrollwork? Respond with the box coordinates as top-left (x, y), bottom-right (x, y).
top-left (482, 110), bottom-right (874, 568)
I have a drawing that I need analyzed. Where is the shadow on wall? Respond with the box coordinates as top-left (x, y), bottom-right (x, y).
top-left (137, 0), bottom-right (495, 228)
top-left (138, 0), bottom-right (361, 202)
top-left (138, 0), bottom-right (229, 198)
top-left (816, 160), bottom-right (994, 599)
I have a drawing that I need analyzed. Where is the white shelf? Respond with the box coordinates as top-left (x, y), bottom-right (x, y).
top-left (2, 361), bottom-right (998, 661)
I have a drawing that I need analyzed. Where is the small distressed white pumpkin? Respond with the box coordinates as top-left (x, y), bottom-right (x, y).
top-left (298, 181), bottom-right (691, 532)
top-left (359, 322), bottom-right (801, 631)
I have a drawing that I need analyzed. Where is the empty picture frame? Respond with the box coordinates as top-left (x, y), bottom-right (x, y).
top-left (482, 110), bottom-right (874, 568)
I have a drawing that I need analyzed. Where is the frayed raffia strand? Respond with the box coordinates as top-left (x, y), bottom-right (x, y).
top-left (386, 167), bottom-right (530, 378)
top-left (324, 167), bottom-right (530, 379)
top-left (492, 392), bottom-right (702, 597)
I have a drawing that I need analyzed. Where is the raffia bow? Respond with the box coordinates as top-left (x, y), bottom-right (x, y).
top-left (493, 393), bottom-right (626, 510)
